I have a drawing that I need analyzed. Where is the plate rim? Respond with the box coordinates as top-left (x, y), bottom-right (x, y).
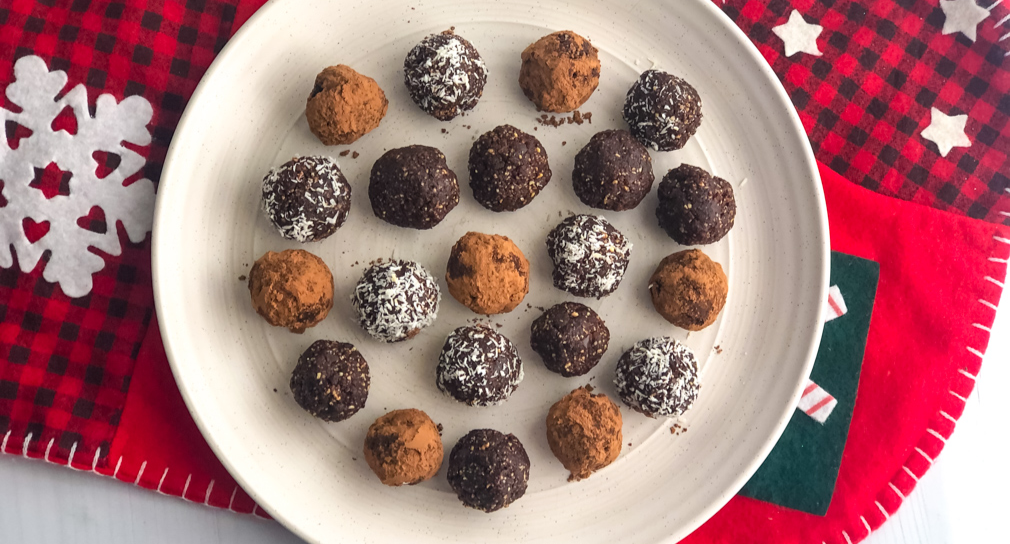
top-left (152, 0), bottom-right (830, 541)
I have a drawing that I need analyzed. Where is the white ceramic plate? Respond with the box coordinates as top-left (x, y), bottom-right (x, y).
top-left (153, 0), bottom-right (828, 542)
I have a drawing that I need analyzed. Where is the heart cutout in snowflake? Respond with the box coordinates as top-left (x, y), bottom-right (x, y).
top-left (0, 55), bottom-right (156, 297)
top-left (22, 218), bottom-right (50, 244)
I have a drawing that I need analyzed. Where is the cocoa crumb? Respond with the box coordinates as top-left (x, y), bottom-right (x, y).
top-left (273, 388), bottom-right (278, 393)
top-left (436, 423), bottom-right (443, 434)
top-left (562, 141), bottom-right (566, 146)
top-left (441, 128), bottom-right (447, 133)
top-left (352, 151), bottom-right (359, 159)
top-left (238, 275), bottom-right (246, 281)
top-left (714, 345), bottom-right (723, 354)
top-left (339, 150), bottom-right (351, 157)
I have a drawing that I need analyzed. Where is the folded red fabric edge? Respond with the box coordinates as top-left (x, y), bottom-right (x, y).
top-left (682, 162), bottom-right (1009, 544)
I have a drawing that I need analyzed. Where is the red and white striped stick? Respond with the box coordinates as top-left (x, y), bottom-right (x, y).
top-left (824, 285), bottom-right (847, 322)
top-left (798, 379), bottom-right (837, 424)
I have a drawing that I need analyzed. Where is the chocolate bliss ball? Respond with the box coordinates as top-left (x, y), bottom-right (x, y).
top-left (656, 164), bottom-right (736, 246)
top-left (530, 302), bottom-right (610, 377)
top-left (404, 30), bottom-right (488, 121)
top-left (436, 325), bottom-right (524, 407)
top-left (447, 429), bottom-right (530, 512)
top-left (623, 69), bottom-right (703, 151)
top-left (369, 145), bottom-right (459, 229)
top-left (468, 124), bottom-right (552, 212)
top-left (572, 129), bottom-right (654, 211)
top-left (290, 340), bottom-right (370, 422)
top-left (262, 156), bottom-right (351, 243)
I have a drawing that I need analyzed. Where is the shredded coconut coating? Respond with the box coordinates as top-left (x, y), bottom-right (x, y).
top-left (351, 260), bottom-right (440, 343)
top-left (262, 155), bottom-right (350, 242)
top-left (436, 325), bottom-right (524, 406)
top-left (614, 336), bottom-right (700, 418)
top-left (623, 69), bottom-right (702, 152)
top-left (546, 214), bottom-right (633, 298)
top-left (404, 31), bottom-right (488, 121)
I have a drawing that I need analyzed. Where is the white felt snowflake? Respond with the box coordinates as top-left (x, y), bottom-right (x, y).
top-left (0, 56), bottom-right (156, 297)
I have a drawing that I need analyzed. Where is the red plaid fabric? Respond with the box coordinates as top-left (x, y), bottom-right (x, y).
top-left (0, 0), bottom-right (240, 467)
top-left (722, 0), bottom-right (1010, 224)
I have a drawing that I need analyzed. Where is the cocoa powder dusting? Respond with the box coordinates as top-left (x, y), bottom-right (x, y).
top-left (546, 386), bottom-right (622, 481)
top-left (519, 31), bottom-right (600, 113)
top-left (446, 232), bottom-right (530, 315)
top-left (248, 249), bottom-right (334, 334)
top-left (305, 64), bottom-right (388, 146)
top-left (648, 249), bottom-right (727, 331)
top-left (363, 409), bottom-right (444, 486)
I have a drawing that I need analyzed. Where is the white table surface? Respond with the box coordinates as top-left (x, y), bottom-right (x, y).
top-left (2, 286), bottom-right (1008, 544)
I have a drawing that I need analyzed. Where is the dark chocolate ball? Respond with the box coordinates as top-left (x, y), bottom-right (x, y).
top-left (468, 124), bottom-right (552, 212)
top-left (436, 325), bottom-right (523, 406)
top-left (546, 214), bottom-right (633, 298)
top-left (572, 129), bottom-right (654, 211)
top-left (404, 30), bottom-right (488, 121)
top-left (289, 340), bottom-right (370, 422)
top-left (447, 429), bottom-right (530, 513)
top-left (614, 336), bottom-right (699, 418)
top-left (368, 145), bottom-right (459, 229)
top-left (530, 302), bottom-right (610, 377)
top-left (623, 69), bottom-right (703, 151)
top-left (262, 156), bottom-right (351, 242)
top-left (656, 164), bottom-right (736, 245)
top-left (350, 260), bottom-right (441, 343)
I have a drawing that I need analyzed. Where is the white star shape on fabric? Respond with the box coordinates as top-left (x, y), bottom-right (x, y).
top-left (920, 107), bottom-right (972, 157)
top-left (939, 0), bottom-right (990, 42)
top-left (772, 10), bottom-right (823, 57)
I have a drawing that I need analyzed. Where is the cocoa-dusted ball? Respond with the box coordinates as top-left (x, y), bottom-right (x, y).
top-left (262, 156), bottom-right (351, 243)
top-left (572, 129), bottom-right (654, 211)
top-left (404, 30), bottom-right (488, 121)
top-left (624, 69), bottom-right (702, 151)
top-left (363, 409), bottom-right (443, 486)
top-left (369, 145), bottom-right (459, 229)
top-left (614, 336), bottom-right (699, 418)
top-left (447, 429), bottom-right (530, 512)
top-left (546, 386), bottom-right (622, 481)
top-left (518, 30), bottom-right (600, 113)
top-left (446, 232), bottom-right (529, 315)
top-left (306, 64), bottom-right (388, 146)
top-left (468, 124), bottom-right (552, 212)
top-left (248, 249), bottom-right (334, 333)
top-left (657, 164), bottom-right (736, 245)
top-left (530, 302), bottom-right (609, 377)
top-left (649, 249), bottom-right (727, 331)
top-left (290, 340), bottom-right (369, 422)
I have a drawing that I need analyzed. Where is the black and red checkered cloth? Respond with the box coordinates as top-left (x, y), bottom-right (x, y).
top-left (0, 0), bottom-right (1007, 530)
top-left (1, 0), bottom-right (248, 470)
top-left (725, 0), bottom-right (1010, 221)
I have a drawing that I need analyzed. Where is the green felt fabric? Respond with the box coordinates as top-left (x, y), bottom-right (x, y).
top-left (737, 252), bottom-right (879, 516)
